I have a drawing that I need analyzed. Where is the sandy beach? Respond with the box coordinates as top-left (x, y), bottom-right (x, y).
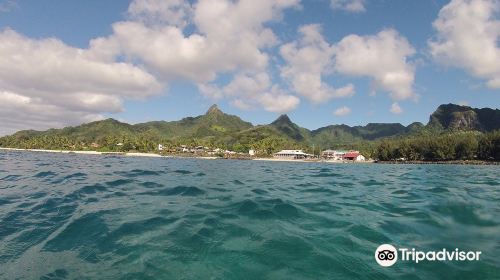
top-left (0, 147), bottom-right (164, 158)
top-left (0, 147), bottom-right (226, 160)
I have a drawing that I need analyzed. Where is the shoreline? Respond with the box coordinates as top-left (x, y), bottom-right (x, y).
top-left (0, 147), bottom-right (372, 163)
top-left (1, 147), bottom-right (498, 165)
top-left (0, 147), bottom-right (167, 158)
top-left (376, 160), bottom-right (500, 165)
top-left (0, 147), bottom-right (223, 160)
top-left (253, 157), bottom-right (374, 164)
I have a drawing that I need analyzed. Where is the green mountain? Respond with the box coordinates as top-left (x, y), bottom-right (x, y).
top-left (309, 123), bottom-right (417, 148)
top-left (428, 103), bottom-right (500, 132)
top-left (7, 104), bottom-right (252, 141)
top-left (6, 118), bottom-right (136, 143)
top-left (132, 104), bottom-right (253, 139)
top-left (1, 103), bottom-right (498, 156)
top-left (269, 114), bottom-right (311, 141)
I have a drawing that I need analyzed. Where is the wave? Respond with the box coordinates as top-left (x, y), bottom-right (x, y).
top-left (0, 152), bottom-right (499, 279)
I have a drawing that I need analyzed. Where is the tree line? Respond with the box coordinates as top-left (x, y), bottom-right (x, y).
top-left (1, 130), bottom-right (499, 161)
top-left (374, 130), bottom-right (500, 161)
top-left (0, 133), bottom-right (305, 156)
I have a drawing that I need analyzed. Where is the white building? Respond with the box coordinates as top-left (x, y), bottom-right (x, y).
top-left (274, 150), bottom-right (312, 159)
top-left (344, 151), bottom-right (366, 161)
top-left (321, 150), bottom-right (346, 160)
top-left (356, 154), bottom-right (366, 161)
top-left (249, 149), bottom-right (256, 156)
top-left (158, 144), bottom-right (164, 151)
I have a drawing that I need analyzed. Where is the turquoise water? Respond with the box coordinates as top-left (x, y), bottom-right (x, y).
top-left (0, 151), bottom-right (499, 279)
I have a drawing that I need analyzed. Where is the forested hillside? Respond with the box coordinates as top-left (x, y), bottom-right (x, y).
top-left (1, 104), bottom-right (499, 160)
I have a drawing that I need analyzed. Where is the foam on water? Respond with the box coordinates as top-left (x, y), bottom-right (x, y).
top-left (0, 150), bottom-right (499, 279)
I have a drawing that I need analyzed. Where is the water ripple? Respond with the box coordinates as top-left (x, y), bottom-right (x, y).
top-left (0, 150), bottom-right (498, 279)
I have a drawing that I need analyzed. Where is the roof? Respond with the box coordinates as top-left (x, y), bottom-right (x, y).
top-left (344, 152), bottom-right (360, 158)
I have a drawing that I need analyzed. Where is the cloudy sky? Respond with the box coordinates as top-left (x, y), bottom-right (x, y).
top-left (0, 0), bottom-right (499, 135)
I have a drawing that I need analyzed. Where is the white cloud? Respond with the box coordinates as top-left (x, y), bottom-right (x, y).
top-left (429, 0), bottom-right (500, 89)
top-left (257, 91), bottom-right (301, 113)
top-left (390, 102), bottom-right (403, 114)
top-left (330, 0), bottom-right (366, 13)
top-left (199, 73), bottom-right (300, 113)
top-left (334, 29), bottom-right (416, 100)
top-left (333, 106), bottom-right (351, 116)
top-left (0, 0), bottom-right (305, 134)
top-left (0, 91), bottom-right (104, 135)
top-left (105, 0), bottom-right (303, 113)
top-left (0, 29), bottom-right (162, 135)
top-left (0, 0), bottom-right (427, 135)
top-left (96, 0), bottom-right (300, 83)
top-left (280, 24), bottom-right (355, 103)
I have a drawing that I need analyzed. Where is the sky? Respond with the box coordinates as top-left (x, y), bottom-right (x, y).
top-left (0, 0), bottom-right (499, 135)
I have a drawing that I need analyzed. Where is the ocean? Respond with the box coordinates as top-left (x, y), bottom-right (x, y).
top-left (0, 151), bottom-right (499, 279)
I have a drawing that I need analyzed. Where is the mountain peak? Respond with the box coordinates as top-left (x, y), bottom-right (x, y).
top-left (272, 114), bottom-right (292, 125)
top-left (206, 104), bottom-right (223, 115)
top-left (428, 103), bottom-right (500, 131)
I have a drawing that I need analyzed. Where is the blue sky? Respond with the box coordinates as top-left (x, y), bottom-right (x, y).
top-left (0, 0), bottom-right (498, 135)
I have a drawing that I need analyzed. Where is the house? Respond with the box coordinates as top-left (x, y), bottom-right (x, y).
top-left (249, 149), bottom-right (256, 156)
top-left (343, 151), bottom-right (366, 161)
top-left (274, 150), bottom-right (313, 159)
top-left (321, 150), bottom-right (346, 160)
top-left (158, 144), bottom-right (164, 151)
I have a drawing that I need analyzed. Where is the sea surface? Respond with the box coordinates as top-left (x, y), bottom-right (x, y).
top-left (0, 151), bottom-right (499, 279)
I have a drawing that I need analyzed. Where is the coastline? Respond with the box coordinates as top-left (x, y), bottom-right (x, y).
top-left (1, 147), bottom-right (498, 165)
top-left (0, 147), bottom-right (365, 163)
top-left (0, 147), bottom-right (165, 158)
top-left (253, 157), bottom-right (374, 164)
top-left (376, 160), bottom-right (500, 165)
top-left (0, 147), bottom-right (220, 160)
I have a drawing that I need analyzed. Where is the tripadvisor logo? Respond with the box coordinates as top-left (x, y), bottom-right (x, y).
top-left (375, 244), bottom-right (398, 267)
top-left (375, 244), bottom-right (482, 267)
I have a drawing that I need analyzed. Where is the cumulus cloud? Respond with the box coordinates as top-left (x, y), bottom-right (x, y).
top-left (390, 102), bottom-right (403, 114)
top-left (199, 73), bottom-right (299, 113)
top-left (0, 0), bottom-right (425, 134)
top-left (280, 24), bottom-right (355, 103)
top-left (0, 91), bottom-right (104, 135)
top-left (91, 0), bottom-right (303, 113)
top-left (330, 0), bottom-right (366, 13)
top-left (0, 0), bottom-right (305, 134)
top-left (429, 0), bottom-right (500, 89)
top-left (0, 29), bottom-right (162, 135)
top-left (96, 0), bottom-right (300, 83)
top-left (334, 29), bottom-right (416, 101)
top-left (333, 106), bottom-right (351, 116)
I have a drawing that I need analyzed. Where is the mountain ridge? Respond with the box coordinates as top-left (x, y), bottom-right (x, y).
top-left (1, 103), bottom-right (499, 154)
